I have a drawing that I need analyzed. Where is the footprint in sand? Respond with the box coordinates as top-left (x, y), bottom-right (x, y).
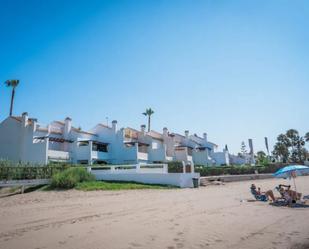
top-left (176, 242), bottom-right (184, 248)
top-left (129, 242), bottom-right (142, 247)
top-left (199, 243), bottom-right (210, 248)
top-left (149, 235), bottom-right (157, 241)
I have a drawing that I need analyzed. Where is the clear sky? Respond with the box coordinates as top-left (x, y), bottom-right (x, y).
top-left (0, 0), bottom-right (308, 154)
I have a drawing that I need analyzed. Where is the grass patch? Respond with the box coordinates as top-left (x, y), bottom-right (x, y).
top-left (51, 167), bottom-right (95, 189)
top-left (75, 181), bottom-right (176, 191)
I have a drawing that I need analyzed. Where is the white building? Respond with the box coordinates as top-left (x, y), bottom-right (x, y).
top-left (0, 113), bottom-right (108, 165)
top-left (0, 112), bottom-right (244, 166)
top-left (89, 123), bottom-right (173, 164)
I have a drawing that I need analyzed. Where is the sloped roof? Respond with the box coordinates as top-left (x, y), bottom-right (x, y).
top-left (11, 116), bottom-right (36, 125)
top-left (72, 127), bottom-right (97, 136)
top-left (147, 130), bottom-right (164, 141)
top-left (98, 123), bottom-right (112, 129)
top-left (11, 116), bottom-right (22, 122)
top-left (55, 120), bottom-right (97, 136)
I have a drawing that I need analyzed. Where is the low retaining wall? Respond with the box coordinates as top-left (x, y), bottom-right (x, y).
top-left (0, 179), bottom-right (50, 187)
top-left (200, 173), bottom-right (273, 183)
top-left (92, 171), bottom-right (200, 188)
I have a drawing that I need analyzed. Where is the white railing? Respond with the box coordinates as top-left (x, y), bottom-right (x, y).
top-left (50, 127), bottom-right (63, 133)
top-left (48, 150), bottom-right (70, 160)
top-left (92, 151), bottom-right (109, 160)
top-left (138, 152), bottom-right (148, 161)
top-left (88, 163), bottom-right (168, 174)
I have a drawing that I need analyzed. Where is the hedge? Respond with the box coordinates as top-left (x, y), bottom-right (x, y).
top-left (0, 161), bottom-right (70, 180)
top-left (195, 164), bottom-right (284, 177)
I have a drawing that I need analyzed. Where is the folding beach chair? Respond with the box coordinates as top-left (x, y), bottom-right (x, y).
top-left (250, 188), bottom-right (268, 202)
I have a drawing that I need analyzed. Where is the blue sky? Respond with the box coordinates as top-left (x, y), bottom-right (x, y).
top-left (0, 0), bottom-right (308, 154)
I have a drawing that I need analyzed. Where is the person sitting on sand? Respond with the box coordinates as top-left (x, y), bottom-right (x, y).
top-left (250, 184), bottom-right (276, 202)
top-left (277, 184), bottom-right (302, 203)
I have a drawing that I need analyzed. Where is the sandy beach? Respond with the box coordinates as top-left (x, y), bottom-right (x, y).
top-left (0, 177), bottom-right (309, 249)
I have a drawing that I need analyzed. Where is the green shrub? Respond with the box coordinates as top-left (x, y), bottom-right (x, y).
top-left (195, 163), bottom-right (285, 176)
top-left (0, 161), bottom-right (86, 180)
top-left (168, 161), bottom-right (184, 173)
top-left (51, 167), bottom-right (95, 189)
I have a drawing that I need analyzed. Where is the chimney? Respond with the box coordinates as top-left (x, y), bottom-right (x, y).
top-left (64, 117), bottom-right (72, 135)
top-left (163, 127), bottom-right (168, 137)
top-left (112, 120), bottom-right (117, 133)
top-left (141, 124), bottom-right (146, 135)
top-left (185, 130), bottom-right (189, 138)
top-left (225, 144), bottom-right (229, 151)
top-left (30, 118), bottom-right (38, 132)
top-left (22, 112), bottom-right (28, 127)
top-left (203, 133), bottom-right (208, 142)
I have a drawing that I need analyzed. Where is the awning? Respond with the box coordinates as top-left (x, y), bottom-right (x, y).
top-left (78, 139), bottom-right (109, 145)
top-left (34, 136), bottom-right (74, 143)
top-left (176, 145), bottom-right (194, 149)
top-left (124, 141), bottom-right (150, 146)
top-left (196, 146), bottom-right (211, 150)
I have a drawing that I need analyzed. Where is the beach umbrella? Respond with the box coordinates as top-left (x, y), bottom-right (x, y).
top-left (273, 165), bottom-right (309, 192)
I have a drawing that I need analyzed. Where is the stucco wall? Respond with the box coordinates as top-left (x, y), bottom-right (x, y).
top-left (93, 171), bottom-right (200, 188)
top-left (192, 150), bottom-right (214, 166)
top-left (0, 118), bottom-right (22, 162)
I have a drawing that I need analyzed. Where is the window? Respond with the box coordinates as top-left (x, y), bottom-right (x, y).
top-left (152, 142), bottom-right (158, 149)
top-left (78, 141), bottom-right (89, 147)
top-left (92, 143), bottom-right (108, 152)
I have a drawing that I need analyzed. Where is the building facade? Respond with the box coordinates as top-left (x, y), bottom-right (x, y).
top-left (0, 113), bottom-right (247, 166)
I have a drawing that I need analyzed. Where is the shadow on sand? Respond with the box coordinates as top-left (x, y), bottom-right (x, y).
top-left (270, 201), bottom-right (309, 208)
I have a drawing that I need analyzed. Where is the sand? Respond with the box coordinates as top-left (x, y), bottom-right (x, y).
top-left (0, 177), bottom-right (309, 249)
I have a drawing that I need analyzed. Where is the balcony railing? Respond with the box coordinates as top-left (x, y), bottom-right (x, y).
top-left (138, 152), bottom-right (148, 161)
top-left (89, 163), bottom-right (168, 174)
top-left (92, 151), bottom-right (109, 160)
top-left (48, 150), bottom-right (70, 161)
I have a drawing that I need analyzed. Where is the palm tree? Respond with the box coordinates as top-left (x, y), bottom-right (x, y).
top-left (5, 79), bottom-right (20, 116)
top-left (142, 108), bottom-right (154, 132)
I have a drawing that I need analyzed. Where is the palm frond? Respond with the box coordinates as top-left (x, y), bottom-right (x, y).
top-left (143, 108), bottom-right (154, 116)
top-left (5, 79), bottom-right (19, 87)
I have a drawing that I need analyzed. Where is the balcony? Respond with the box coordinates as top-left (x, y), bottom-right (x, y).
top-left (48, 150), bottom-right (70, 161)
top-left (91, 151), bottom-right (109, 160)
top-left (138, 152), bottom-right (148, 161)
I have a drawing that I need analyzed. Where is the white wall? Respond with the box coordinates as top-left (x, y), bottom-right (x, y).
top-left (75, 143), bottom-right (91, 161)
top-left (0, 118), bottom-right (22, 162)
top-left (148, 147), bottom-right (166, 162)
top-left (90, 125), bottom-right (138, 164)
top-left (0, 117), bottom-right (48, 164)
top-left (212, 151), bottom-right (230, 166)
top-left (229, 154), bottom-right (247, 165)
top-left (192, 150), bottom-right (215, 166)
top-left (93, 171), bottom-right (200, 188)
top-left (21, 124), bottom-right (48, 164)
